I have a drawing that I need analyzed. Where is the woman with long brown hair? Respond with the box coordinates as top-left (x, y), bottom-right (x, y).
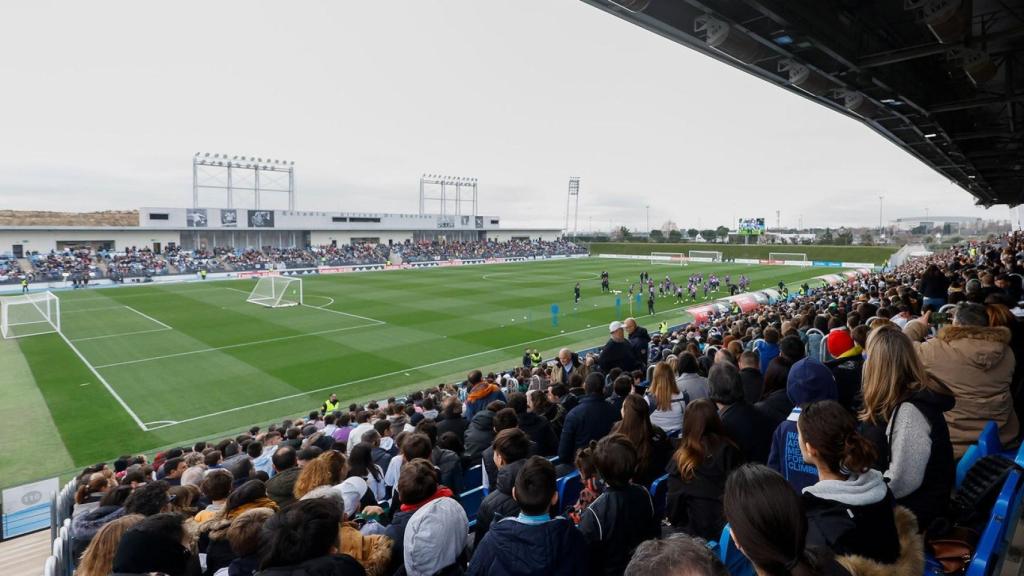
top-left (611, 394), bottom-right (673, 485)
top-left (76, 514), bottom-right (145, 576)
top-left (665, 398), bottom-right (742, 540)
top-left (645, 362), bottom-right (686, 434)
top-left (859, 324), bottom-right (954, 531)
top-left (293, 450), bottom-right (348, 499)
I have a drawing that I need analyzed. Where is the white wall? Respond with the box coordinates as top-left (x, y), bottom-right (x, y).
top-left (486, 230), bottom-right (561, 242)
top-left (0, 230), bottom-right (181, 256)
top-left (308, 231), bottom-right (413, 246)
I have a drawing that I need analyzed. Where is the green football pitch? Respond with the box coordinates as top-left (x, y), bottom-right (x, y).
top-left (0, 257), bottom-right (842, 487)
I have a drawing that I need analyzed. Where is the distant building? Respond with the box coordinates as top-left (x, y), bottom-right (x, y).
top-left (891, 216), bottom-right (981, 232)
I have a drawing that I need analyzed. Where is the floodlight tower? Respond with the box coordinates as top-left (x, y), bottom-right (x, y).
top-left (193, 153), bottom-right (295, 209)
top-left (419, 174), bottom-right (478, 220)
top-left (565, 177), bottom-right (580, 239)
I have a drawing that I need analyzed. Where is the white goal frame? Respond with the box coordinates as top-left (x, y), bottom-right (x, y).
top-left (688, 250), bottom-right (723, 263)
top-left (650, 252), bottom-right (687, 266)
top-left (769, 252), bottom-right (808, 262)
top-left (1, 291), bottom-right (61, 339)
top-left (247, 276), bottom-right (303, 308)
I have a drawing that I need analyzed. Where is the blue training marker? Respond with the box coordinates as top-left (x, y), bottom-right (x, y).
top-left (615, 296), bottom-right (622, 318)
top-left (550, 303), bottom-right (560, 327)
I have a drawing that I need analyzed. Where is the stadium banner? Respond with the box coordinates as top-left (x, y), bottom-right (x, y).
top-left (733, 258), bottom-right (760, 265)
top-left (723, 293), bottom-right (760, 313)
top-left (220, 209), bottom-right (238, 228)
top-left (2, 477), bottom-right (58, 539)
top-left (784, 260), bottom-right (814, 267)
top-left (186, 208), bottom-right (208, 228)
top-left (247, 210), bottom-right (275, 228)
top-left (812, 261), bottom-right (843, 268)
top-left (841, 261), bottom-right (876, 269)
top-left (689, 257), bottom-right (715, 263)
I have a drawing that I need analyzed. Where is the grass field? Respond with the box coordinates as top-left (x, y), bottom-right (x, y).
top-left (588, 242), bottom-right (896, 265)
top-left (1, 256), bottom-right (845, 488)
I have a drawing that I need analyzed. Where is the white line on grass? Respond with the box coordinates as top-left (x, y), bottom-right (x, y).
top-left (70, 327), bottom-right (173, 342)
top-left (223, 286), bottom-right (386, 324)
top-left (141, 301), bottom-right (699, 430)
top-left (57, 331), bottom-right (149, 431)
top-left (62, 306), bottom-right (134, 314)
top-left (124, 306), bottom-right (173, 330)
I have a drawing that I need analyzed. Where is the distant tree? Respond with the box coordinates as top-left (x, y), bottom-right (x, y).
top-left (610, 226), bottom-right (632, 241)
top-left (700, 229), bottom-right (717, 242)
top-left (686, 228), bottom-right (700, 240)
top-left (668, 229), bottom-right (682, 242)
top-left (860, 232), bottom-right (873, 246)
top-left (660, 220), bottom-right (679, 235)
top-left (715, 226), bottom-right (731, 241)
top-left (818, 228), bottom-right (834, 245)
top-left (836, 230), bottom-right (853, 246)
top-left (650, 229), bottom-right (665, 242)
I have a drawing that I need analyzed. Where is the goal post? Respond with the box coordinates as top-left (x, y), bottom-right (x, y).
top-left (650, 252), bottom-right (687, 266)
top-left (1, 291), bottom-right (61, 339)
top-left (688, 250), bottom-right (723, 263)
top-left (247, 276), bottom-right (303, 308)
top-left (769, 252), bottom-right (808, 262)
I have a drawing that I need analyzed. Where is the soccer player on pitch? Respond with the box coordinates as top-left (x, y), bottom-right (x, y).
top-left (574, 282), bottom-right (581, 304)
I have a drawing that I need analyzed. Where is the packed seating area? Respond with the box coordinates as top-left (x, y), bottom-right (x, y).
top-left (0, 255), bottom-right (24, 283)
top-left (43, 232), bottom-right (1024, 575)
top-left (394, 238), bottom-right (587, 262)
top-left (29, 250), bottom-right (101, 282)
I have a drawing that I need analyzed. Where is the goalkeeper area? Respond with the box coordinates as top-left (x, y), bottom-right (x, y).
top-left (2, 257), bottom-right (841, 487)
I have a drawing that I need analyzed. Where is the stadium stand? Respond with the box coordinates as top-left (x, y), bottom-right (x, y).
top-left (31, 232), bottom-right (1024, 575)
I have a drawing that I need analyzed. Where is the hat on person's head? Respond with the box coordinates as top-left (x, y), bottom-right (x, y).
top-left (609, 321), bottom-right (624, 333)
top-left (787, 358), bottom-right (838, 405)
top-left (826, 329), bottom-right (855, 358)
top-left (409, 412), bottom-right (425, 426)
top-left (404, 497), bottom-right (469, 576)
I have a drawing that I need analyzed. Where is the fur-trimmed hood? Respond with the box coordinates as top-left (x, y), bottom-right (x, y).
top-left (937, 324), bottom-right (1011, 345)
top-left (837, 506), bottom-right (924, 576)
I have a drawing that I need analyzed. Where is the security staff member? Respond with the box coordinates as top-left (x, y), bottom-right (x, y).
top-left (321, 393), bottom-right (340, 415)
top-left (529, 349), bottom-right (543, 366)
top-left (21, 278), bottom-right (28, 293)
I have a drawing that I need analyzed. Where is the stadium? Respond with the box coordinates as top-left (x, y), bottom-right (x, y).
top-left (4, 1), bottom-right (1024, 576)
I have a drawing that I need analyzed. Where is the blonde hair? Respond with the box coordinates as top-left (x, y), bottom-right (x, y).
top-left (859, 325), bottom-right (929, 424)
top-left (76, 514), bottom-right (145, 576)
top-left (649, 362), bottom-right (680, 412)
top-left (293, 451), bottom-right (347, 499)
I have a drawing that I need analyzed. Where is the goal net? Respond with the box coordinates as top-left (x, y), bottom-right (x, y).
top-left (688, 250), bottom-right (723, 263)
top-left (1, 291), bottom-right (61, 339)
top-left (769, 252), bottom-right (808, 262)
top-left (247, 276), bottom-right (303, 308)
top-left (650, 252), bottom-right (687, 266)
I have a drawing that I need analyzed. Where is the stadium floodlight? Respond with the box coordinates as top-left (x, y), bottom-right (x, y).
top-left (247, 277), bottom-right (303, 308)
top-left (924, 133), bottom-right (937, 138)
top-left (1, 291), bottom-right (60, 339)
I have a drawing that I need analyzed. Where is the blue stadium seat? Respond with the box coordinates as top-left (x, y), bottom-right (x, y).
top-left (649, 473), bottom-right (669, 521)
top-left (966, 469), bottom-right (1024, 576)
top-left (462, 464), bottom-right (483, 491)
top-left (717, 524), bottom-right (755, 576)
top-left (978, 421), bottom-right (1002, 456)
top-left (460, 485), bottom-right (486, 527)
top-left (556, 471), bottom-right (583, 512)
top-left (957, 445), bottom-right (981, 490)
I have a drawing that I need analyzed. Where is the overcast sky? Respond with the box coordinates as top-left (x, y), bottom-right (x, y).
top-left (0, 0), bottom-right (1008, 232)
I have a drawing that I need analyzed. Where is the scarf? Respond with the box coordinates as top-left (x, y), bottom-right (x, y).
top-left (466, 383), bottom-right (499, 403)
top-left (400, 486), bottom-right (454, 513)
top-left (836, 344), bottom-right (863, 360)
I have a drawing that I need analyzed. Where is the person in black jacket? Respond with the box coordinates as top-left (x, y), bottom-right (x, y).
top-left (798, 400), bottom-right (903, 565)
top-left (665, 398), bottom-right (743, 540)
top-left (463, 401), bottom-right (503, 464)
top-left (482, 408), bottom-right (521, 491)
top-left (474, 428), bottom-right (532, 544)
top-left (737, 351), bottom-right (764, 405)
top-left (611, 394), bottom-right (674, 486)
top-left (624, 318), bottom-right (651, 365)
top-left (598, 322), bottom-right (641, 373)
top-left (557, 373), bottom-right (619, 465)
top-left (414, 420), bottom-right (463, 498)
top-left (435, 397), bottom-right (469, 443)
top-left (508, 392), bottom-right (558, 457)
top-left (708, 362), bottom-right (773, 464)
top-left (578, 434), bottom-right (660, 576)
top-left (468, 456), bottom-right (587, 576)
top-left (255, 499), bottom-right (365, 576)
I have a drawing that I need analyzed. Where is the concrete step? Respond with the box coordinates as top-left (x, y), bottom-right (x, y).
top-left (0, 529), bottom-right (51, 576)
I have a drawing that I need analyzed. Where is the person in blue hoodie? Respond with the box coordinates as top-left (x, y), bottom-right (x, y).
top-left (767, 357), bottom-right (838, 493)
top-left (468, 456), bottom-right (587, 576)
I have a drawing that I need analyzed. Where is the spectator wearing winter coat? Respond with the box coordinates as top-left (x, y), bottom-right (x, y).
top-left (598, 321), bottom-right (641, 373)
top-left (254, 499), bottom-right (366, 576)
top-left (761, 336), bottom-right (804, 401)
top-left (767, 358), bottom-right (838, 493)
top-left (708, 362), bottom-right (773, 464)
top-left (413, 420), bottom-right (463, 497)
top-left (675, 352), bottom-right (710, 403)
top-left (557, 373), bottom-right (619, 465)
top-left (824, 327), bottom-right (866, 413)
top-left (508, 392), bottom-right (558, 457)
top-left (665, 399), bottom-right (743, 540)
top-left (468, 456), bottom-right (587, 576)
top-left (481, 409), bottom-right (522, 491)
top-left (754, 327), bottom-right (781, 374)
top-left (386, 458), bottom-right (456, 572)
top-left (463, 402), bottom-right (501, 463)
top-left (646, 362), bottom-right (687, 435)
top-left (737, 351), bottom-right (764, 404)
top-left (797, 400), bottom-right (918, 572)
top-left (578, 435), bottom-right (660, 576)
top-left (435, 398), bottom-right (469, 441)
top-left (550, 348), bottom-right (587, 386)
top-left (400, 497), bottom-right (469, 576)
top-left (265, 447), bottom-right (300, 508)
top-left (625, 318), bottom-right (652, 364)
top-left (904, 304), bottom-right (1019, 456)
top-left (464, 370), bottom-right (507, 420)
top-left (475, 429), bottom-right (532, 543)
top-left (111, 513), bottom-right (200, 576)
top-left (611, 395), bottom-right (674, 486)
top-left (859, 325), bottom-right (955, 531)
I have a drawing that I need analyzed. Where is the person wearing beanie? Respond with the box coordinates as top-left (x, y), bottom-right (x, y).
top-left (401, 497), bottom-right (469, 576)
top-left (766, 358), bottom-right (839, 493)
top-left (825, 327), bottom-right (866, 413)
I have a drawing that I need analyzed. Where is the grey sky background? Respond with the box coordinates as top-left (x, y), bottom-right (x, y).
top-left (0, 0), bottom-right (1007, 232)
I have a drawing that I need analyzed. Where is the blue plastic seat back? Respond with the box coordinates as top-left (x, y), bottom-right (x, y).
top-left (978, 421), bottom-right (1002, 457)
top-left (556, 470), bottom-right (582, 512)
top-left (462, 464), bottom-right (483, 491)
top-left (966, 470), bottom-right (1023, 576)
top-left (957, 444), bottom-right (981, 490)
top-left (649, 474), bottom-right (670, 521)
top-left (460, 485), bottom-right (486, 525)
top-left (719, 524), bottom-right (756, 576)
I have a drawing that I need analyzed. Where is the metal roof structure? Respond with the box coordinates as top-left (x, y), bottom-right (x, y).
top-left (580, 0), bottom-right (1024, 207)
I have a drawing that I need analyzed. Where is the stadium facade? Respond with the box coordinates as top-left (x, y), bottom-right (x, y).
top-left (0, 207), bottom-right (562, 257)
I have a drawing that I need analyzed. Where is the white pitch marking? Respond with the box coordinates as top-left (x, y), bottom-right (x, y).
top-left (57, 331), bottom-right (148, 431)
top-left (223, 286), bottom-right (385, 325)
top-left (70, 327), bottom-right (172, 342)
top-left (124, 306), bottom-right (173, 330)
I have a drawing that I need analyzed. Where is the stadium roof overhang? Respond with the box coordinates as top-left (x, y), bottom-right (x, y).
top-left (579, 0), bottom-right (1024, 207)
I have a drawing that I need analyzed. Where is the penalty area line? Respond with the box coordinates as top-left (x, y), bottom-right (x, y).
top-left (58, 331), bottom-right (149, 431)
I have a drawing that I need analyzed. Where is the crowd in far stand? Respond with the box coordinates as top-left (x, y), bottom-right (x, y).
top-left (58, 232), bottom-right (1024, 576)
top-left (394, 239), bottom-right (586, 262)
top-left (222, 244), bottom-right (392, 270)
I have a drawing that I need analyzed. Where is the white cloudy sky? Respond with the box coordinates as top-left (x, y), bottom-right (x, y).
top-left (0, 0), bottom-right (1007, 231)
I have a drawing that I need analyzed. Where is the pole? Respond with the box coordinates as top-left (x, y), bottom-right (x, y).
top-left (646, 205), bottom-right (650, 236)
top-left (878, 196), bottom-right (884, 234)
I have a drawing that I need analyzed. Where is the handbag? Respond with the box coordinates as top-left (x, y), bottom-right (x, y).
top-left (926, 526), bottom-right (978, 574)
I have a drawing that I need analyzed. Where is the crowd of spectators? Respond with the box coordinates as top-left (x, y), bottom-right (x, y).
top-left (62, 232), bottom-right (1024, 576)
top-left (394, 239), bottom-right (586, 263)
top-left (27, 248), bottom-right (100, 281)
